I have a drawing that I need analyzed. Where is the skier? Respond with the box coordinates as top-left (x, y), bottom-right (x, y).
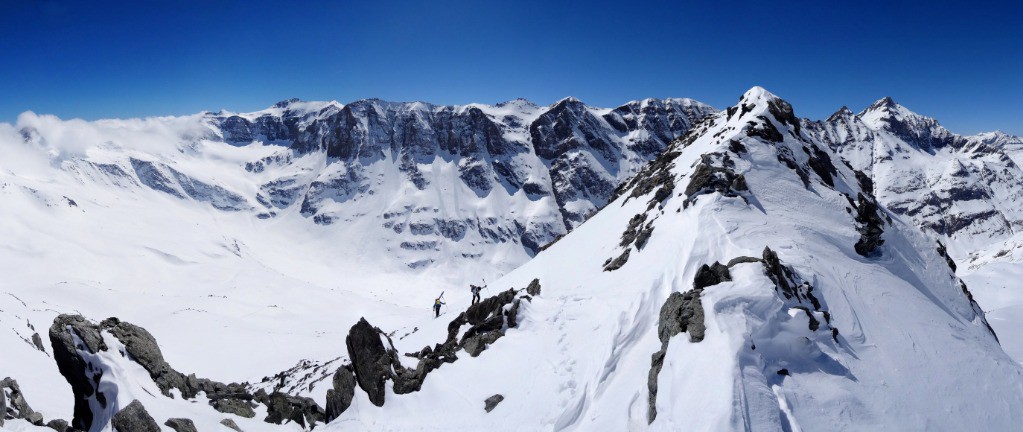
top-left (470, 284), bottom-right (482, 305)
top-left (434, 296), bottom-right (445, 318)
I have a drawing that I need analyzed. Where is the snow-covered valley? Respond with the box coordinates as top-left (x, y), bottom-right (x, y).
top-left (2, 88), bottom-right (1022, 431)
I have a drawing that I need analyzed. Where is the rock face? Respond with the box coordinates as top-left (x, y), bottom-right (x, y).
top-left (340, 286), bottom-right (532, 411)
top-left (525, 278), bottom-right (541, 296)
top-left (647, 263), bottom-right (718, 423)
top-left (324, 366), bottom-right (356, 422)
top-left (48, 314), bottom-right (332, 430)
top-left (345, 318), bottom-right (392, 407)
top-left (78, 97), bottom-right (715, 273)
top-left (2, 377), bottom-right (44, 426)
top-left (211, 398), bottom-right (255, 418)
top-left (164, 418), bottom-right (198, 432)
top-left (220, 418), bottom-right (244, 432)
top-left (48, 314), bottom-right (106, 431)
top-left (45, 419), bottom-right (69, 432)
top-left (484, 394), bottom-right (505, 413)
top-left (110, 400), bottom-right (160, 432)
top-left (260, 391), bottom-right (324, 428)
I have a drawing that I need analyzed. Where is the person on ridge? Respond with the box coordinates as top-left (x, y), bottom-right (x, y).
top-left (434, 297), bottom-right (445, 318)
top-left (470, 284), bottom-right (482, 305)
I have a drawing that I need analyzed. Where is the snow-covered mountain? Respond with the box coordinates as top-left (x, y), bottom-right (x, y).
top-left (807, 97), bottom-right (1023, 250)
top-left (805, 99), bottom-right (1023, 361)
top-left (3, 88), bottom-right (1023, 431)
top-left (10, 96), bottom-right (714, 277)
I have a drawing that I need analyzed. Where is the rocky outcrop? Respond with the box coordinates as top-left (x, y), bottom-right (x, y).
top-left (324, 366), bottom-right (356, 422)
top-left (260, 392), bottom-right (324, 428)
top-left (345, 318), bottom-right (392, 407)
top-left (45, 419), bottom-right (68, 432)
top-left (852, 193), bottom-right (887, 256)
top-left (648, 265), bottom-right (717, 423)
top-left (683, 152), bottom-right (749, 207)
top-left (1, 378), bottom-right (44, 426)
top-left (220, 418), bottom-right (244, 432)
top-left (340, 287), bottom-right (531, 413)
top-left (693, 262), bottom-right (731, 290)
top-left (211, 397), bottom-right (255, 418)
top-left (484, 394), bottom-right (505, 413)
top-left (48, 314), bottom-right (106, 431)
top-left (110, 400), bottom-right (160, 432)
top-left (525, 278), bottom-right (541, 296)
top-left (164, 418), bottom-right (198, 432)
top-left (49, 314), bottom-right (331, 430)
top-left (199, 97), bottom-right (717, 265)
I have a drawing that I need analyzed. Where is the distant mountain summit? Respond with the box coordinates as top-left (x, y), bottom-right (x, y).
top-left (807, 96), bottom-right (1023, 253)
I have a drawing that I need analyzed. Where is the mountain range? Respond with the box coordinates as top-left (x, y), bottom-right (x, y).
top-left (1, 87), bottom-right (1021, 431)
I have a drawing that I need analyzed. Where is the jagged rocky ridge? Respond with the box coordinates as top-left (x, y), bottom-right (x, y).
top-left (39, 281), bottom-right (537, 430)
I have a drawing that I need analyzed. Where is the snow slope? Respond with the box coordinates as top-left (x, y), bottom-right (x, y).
top-left (807, 99), bottom-right (1023, 363)
top-left (2, 88), bottom-right (1022, 430)
top-left (322, 87), bottom-right (1023, 431)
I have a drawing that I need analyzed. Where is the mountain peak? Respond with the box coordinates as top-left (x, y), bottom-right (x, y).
top-left (826, 106), bottom-right (855, 123)
top-left (273, 98), bottom-right (302, 108)
top-left (863, 96), bottom-right (901, 113)
top-left (553, 96), bottom-right (584, 106)
top-left (739, 86), bottom-right (781, 106)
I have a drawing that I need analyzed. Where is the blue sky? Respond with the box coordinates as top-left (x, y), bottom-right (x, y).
top-left (2, 1), bottom-right (1020, 134)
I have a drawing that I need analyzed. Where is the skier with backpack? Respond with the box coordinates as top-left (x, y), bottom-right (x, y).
top-left (470, 284), bottom-right (482, 305)
top-left (434, 294), bottom-right (445, 318)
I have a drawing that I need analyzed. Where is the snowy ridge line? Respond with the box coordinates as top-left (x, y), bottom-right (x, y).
top-left (3, 86), bottom-right (1023, 431)
top-left (24, 283), bottom-right (537, 431)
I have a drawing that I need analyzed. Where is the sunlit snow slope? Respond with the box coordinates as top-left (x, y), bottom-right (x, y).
top-left (2, 88), bottom-right (1022, 431)
top-left (807, 99), bottom-right (1023, 363)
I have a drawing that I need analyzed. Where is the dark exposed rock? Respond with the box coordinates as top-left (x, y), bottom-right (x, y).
top-left (777, 369), bottom-right (790, 376)
top-left (649, 286), bottom-right (706, 423)
top-left (746, 116), bottom-right (784, 142)
top-left (345, 318), bottom-right (391, 407)
top-left (728, 139), bottom-right (747, 154)
top-left (775, 146), bottom-right (811, 187)
top-left (164, 418), bottom-right (197, 432)
top-left (693, 262), bottom-right (731, 289)
top-left (49, 315), bottom-right (107, 431)
top-left (726, 256), bottom-right (760, 267)
top-left (804, 144), bottom-right (837, 188)
top-left (462, 331), bottom-right (503, 357)
top-left (854, 170), bottom-right (874, 195)
top-left (936, 241), bottom-right (957, 273)
top-left (110, 400), bottom-right (160, 432)
top-left (484, 394), bottom-right (505, 413)
top-left (325, 366), bottom-right (356, 422)
top-left (220, 418), bottom-right (244, 432)
top-left (101, 317), bottom-right (188, 397)
top-left (348, 287), bottom-right (530, 406)
top-left (525, 278), bottom-right (541, 296)
top-left (603, 249), bottom-right (631, 271)
top-left (465, 289), bottom-right (516, 325)
top-left (762, 247), bottom-right (798, 299)
top-left (684, 153), bottom-right (749, 205)
top-left (212, 398), bottom-right (255, 418)
top-left (657, 290), bottom-right (706, 344)
top-left (853, 193), bottom-right (886, 256)
top-left (46, 418), bottom-right (69, 432)
top-left (30, 333), bottom-right (45, 352)
top-left (620, 214), bottom-right (648, 248)
top-left (264, 392), bottom-right (324, 428)
top-left (1, 377), bottom-right (42, 426)
top-left (49, 315), bottom-right (322, 430)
